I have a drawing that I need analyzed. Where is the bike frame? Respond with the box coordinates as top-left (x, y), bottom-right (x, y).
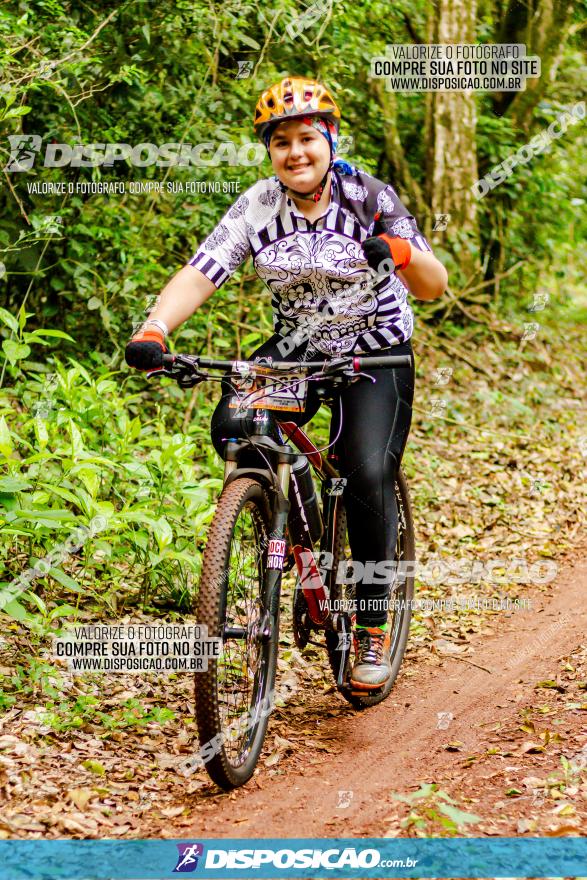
top-left (151, 349), bottom-right (412, 687)
top-left (220, 405), bottom-right (348, 656)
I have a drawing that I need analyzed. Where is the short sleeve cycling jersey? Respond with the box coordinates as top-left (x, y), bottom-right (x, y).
top-left (188, 165), bottom-right (432, 357)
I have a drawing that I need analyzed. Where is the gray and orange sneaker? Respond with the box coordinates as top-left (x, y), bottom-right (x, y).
top-left (350, 625), bottom-right (391, 689)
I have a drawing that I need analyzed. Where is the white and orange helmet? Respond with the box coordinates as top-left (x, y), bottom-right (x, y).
top-left (254, 76), bottom-right (341, 145)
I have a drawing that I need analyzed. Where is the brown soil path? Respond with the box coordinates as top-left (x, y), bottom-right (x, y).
top-left (148, 554), bottom-right (587, 839)
top-left (2, 555), bottom-right (585, 840)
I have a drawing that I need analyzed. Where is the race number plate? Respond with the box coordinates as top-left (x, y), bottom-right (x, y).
top-left (229, 365), bottom-right (308, 413)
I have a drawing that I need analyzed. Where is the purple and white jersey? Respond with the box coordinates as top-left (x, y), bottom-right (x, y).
top-left (189, 167), bottom-right (432, 357)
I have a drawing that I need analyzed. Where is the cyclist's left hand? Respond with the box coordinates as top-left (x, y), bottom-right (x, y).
top-left (362, 234), bottom-right (411, 274)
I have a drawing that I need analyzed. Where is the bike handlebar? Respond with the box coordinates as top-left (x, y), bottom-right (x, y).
top-left (158, 351), bottom-right (412, 377)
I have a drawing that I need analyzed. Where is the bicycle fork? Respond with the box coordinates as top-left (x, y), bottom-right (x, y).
top-left (221, 422), bottom-right (299, 642)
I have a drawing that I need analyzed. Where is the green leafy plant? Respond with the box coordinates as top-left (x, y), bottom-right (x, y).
top-left (0, 305), bottom-right (72, 376)
top-left (391, 782), bottom-right (482, 836)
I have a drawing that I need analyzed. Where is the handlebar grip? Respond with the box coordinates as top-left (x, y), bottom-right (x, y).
top-left (162, 353), bottom-right (176, 366)
top-left (354, 354), bottom-right (412, 370)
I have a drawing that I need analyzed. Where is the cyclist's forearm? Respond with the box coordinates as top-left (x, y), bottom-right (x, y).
top-left (397, 248), bottom-right (448, 301)
top-left (145, 265), bottom-right (218, 334)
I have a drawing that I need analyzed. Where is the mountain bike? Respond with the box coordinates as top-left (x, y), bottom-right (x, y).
top-left (152, 350), bottom-right (415, 790)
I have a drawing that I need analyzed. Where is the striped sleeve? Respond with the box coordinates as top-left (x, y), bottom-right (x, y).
top-left (188, 195), bottom-right (251, 288)
top-left (376, 185), bottom-right (432, 254)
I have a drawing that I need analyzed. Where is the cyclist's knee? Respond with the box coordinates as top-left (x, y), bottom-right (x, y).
top-left (344, 453), bottom-right (396, 492)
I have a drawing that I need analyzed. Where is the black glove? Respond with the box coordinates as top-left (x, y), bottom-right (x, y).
top-left (362, 236), bottom-right (394, 272)
top-left (362, 234), bottom-right (412, 273)
top-left (125, 327), bottom-right (167, 371)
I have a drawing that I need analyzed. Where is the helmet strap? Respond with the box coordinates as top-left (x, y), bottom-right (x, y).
top-left (285, 168), bottom-right (330, 203)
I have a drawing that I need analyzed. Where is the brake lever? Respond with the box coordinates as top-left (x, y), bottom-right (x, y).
top-left (145, 364), bottom-right (205, 387)
top-left (321, 357), bottom-right (351, 375)
top-left (352, 370), bottom-right (376, 384)
top-left (146, 367), bottom-right (173, 380)
top-left (177, 373), bottom-right (204, 388)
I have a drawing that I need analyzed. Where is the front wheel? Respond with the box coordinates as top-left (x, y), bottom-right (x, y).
top-left (194, 477), bottom-right (278, 789)
top-left (326, 468), bottom-right (415, 708)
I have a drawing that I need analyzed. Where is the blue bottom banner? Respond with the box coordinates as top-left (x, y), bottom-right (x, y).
top-left (0, 837), bottom-right (585, 879)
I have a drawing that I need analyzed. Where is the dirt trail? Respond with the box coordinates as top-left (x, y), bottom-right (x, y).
top-left (151, 553), bottom-right (587, 838)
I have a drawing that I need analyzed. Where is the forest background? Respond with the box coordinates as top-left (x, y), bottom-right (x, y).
top-left (0, 0), bottom-right (585, 784)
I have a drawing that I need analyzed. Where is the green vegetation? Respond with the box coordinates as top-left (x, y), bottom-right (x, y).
top-left (0, 0), bottom-right (585, 733)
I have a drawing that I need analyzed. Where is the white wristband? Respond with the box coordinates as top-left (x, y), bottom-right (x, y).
top-left (144, 318), bottom-right (169, 337)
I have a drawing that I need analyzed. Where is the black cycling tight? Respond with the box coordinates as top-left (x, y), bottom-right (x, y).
top-left (210, 334), bottom-right (415, 627)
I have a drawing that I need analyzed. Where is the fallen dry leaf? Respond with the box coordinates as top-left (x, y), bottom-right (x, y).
top-left (543, 824), bottom-right (583, 836)
top-left (518, 741), bottom-right (546, 754)
top-left (66, 788), bottom-right (94, 811)
top-left (57, 814), bottom-right (98, 835)
top-left (264, 751), bottom-right (282, 767)
top-left (160, 805), bottom-right (185, 818)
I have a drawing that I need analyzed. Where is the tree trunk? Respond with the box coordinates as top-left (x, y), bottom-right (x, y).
top-left (493, 0), bottom-right (575, 127)
top-left (425, 0), bottom-right (481, 284)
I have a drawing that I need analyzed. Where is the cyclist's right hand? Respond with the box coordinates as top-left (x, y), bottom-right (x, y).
top-left (125, 325), bottom-right (167, 371)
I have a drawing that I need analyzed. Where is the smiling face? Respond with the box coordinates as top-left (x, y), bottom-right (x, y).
top-left (269, 119), bottom-right (331, 193)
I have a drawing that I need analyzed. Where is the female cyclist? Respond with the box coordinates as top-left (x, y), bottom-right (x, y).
top-left (126, 77), bottom-right (448, 690)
